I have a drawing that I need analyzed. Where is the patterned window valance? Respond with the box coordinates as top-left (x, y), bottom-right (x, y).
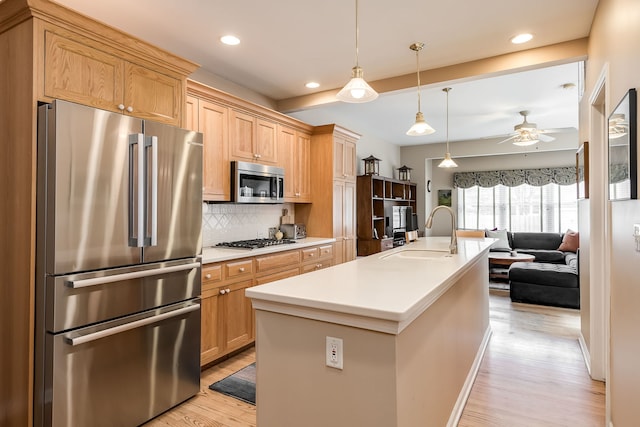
top-left (453, 167), bottom-right (576, 189)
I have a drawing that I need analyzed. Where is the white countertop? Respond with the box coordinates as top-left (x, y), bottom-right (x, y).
top-left (201, 237), bottom-right (336, 264)
top-left (246, 236), bottom-right (496, 334)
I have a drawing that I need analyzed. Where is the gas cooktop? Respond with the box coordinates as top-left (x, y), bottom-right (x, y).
top-left (215, 238), bottom-right (296, 249)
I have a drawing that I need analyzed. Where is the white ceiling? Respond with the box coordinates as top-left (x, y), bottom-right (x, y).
top-left (54, 0), bottom-right (598, 147)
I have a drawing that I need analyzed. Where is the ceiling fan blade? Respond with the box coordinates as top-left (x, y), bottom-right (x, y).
top-left (538, 127), bottom-right (577, 134)
top-left (538, 134), bottom-right (555, 142)
top-left (496, 135), bottom-right (517, 144)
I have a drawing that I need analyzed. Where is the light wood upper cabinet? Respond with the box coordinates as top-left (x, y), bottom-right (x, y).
top-left (230, 110), bottom-right (277, 165)
top-left (42, 30), bottom-right (183, 126)
top-left (278, 125), bottom-right (311, 202)
top-left (333, 134), bottom-right (357, 181)
top-left (200, 100), bottom-right (230, 201)
top-left (123, 62), bottom-right (181, 125)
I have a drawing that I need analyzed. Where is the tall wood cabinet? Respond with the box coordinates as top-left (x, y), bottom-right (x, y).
top-left (298, 125), bottom-right (360, 264)
top-left (0, 2), bottom-right (198, 425)
top-left (187, 79), bottom-right (313, 202)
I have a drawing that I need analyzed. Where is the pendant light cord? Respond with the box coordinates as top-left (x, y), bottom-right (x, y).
top-left (355, 0), bottom-right (360, 67)
top-left (415, 47), bottom-right (421, 112)
top-left (446, 88), bottom-right (449, 151)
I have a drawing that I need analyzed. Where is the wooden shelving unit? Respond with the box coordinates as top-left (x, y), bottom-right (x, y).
top-left (357, 175), bottom-right (417, 256)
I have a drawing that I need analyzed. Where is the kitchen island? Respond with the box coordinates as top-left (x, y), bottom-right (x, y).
top-left (245, 236), bottom-right (495, 427)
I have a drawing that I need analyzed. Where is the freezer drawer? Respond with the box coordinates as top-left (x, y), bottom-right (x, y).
top-left (46, 258), bottom-right (201, 332)
top-left (43, 300), bottom-right (201, 427)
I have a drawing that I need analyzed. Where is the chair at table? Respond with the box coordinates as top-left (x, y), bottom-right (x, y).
top-left (455, 229), bottom-right (485, 237)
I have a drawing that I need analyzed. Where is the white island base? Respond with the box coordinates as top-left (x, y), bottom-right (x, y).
top-left (247, 238), bottom-right (493, 427)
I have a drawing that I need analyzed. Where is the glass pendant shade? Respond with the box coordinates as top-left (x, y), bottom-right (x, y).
top-left (406, 111), bottom-right (435, 136)
top-left (438, 87), bottom-right (458, 168)
top-left (438, 153), bottom-right (458, 168)
top-left (337, 66), bottom-right (379, 103)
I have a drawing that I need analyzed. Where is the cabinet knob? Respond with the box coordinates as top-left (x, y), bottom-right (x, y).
top-left (226, 288), bottom-right (231, 293)
top-left (126, 106), bottom-right (134, 113)
top-left (309, 253), bottom-right (314, 257)
top-left (220, 289), bottom-right (226, 295)
top-left (117, 104), bottom-right (125, 111)
top-left (295, 192), bottom-right (300, 197)
top-left (205, 273), bottom-right (212, 279)
top-left (316, 264), bottom-right (321, 269)
top-left (239, 267), bottom-right (245, 272)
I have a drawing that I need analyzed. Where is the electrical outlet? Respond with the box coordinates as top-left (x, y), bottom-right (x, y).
top-left (326, 336), bottom-right (343, 369)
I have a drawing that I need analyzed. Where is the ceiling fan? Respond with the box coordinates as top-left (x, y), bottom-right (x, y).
top-left (497, 110), bottom-right (557, 146)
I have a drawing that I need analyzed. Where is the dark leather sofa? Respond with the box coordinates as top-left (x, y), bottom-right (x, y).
top-left (492, 232), bottom-right (579, 309)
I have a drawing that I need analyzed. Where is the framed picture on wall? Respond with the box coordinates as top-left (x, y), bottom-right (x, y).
top-left (576, 141), bottom-right (589, 199)
top-left (608, 88), bottom-right (637, 200)
top-left (437, 189), bottom-right (452, 207)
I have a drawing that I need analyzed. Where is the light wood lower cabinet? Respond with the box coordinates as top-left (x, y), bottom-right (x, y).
top-left (200, 243), bottom-right (333, 366)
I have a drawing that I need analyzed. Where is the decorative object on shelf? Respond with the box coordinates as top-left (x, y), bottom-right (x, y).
top-left (437, 189), bottom-right (452, 207)
top-left (438, 87), bottom-right (458, 168)
top-left (397, 165), bottom-right (412, 181)
top-left (576, 141), bottom-right (589, 199)
top-left (406, 42), bottom-right (435, 136)
top-left (608, 88), bottom-right (637, 200)
top-left (363, 155), bottom-right (381, 175)
top-left (336, 0), bottom-right (378, 103)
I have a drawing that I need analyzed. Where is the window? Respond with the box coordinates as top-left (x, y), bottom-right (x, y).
top-left (457, 182), bottom-right (578, 233)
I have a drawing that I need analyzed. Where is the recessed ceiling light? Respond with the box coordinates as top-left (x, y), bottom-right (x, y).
top-left (511, 33), bottom-right (533, 44)
top-left (305, 82), bottom-right (320, 89)
top-left (220, 35), bottom-right (240, 46)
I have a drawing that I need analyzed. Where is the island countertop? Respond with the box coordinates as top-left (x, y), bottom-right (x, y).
top-left (246, 236), bottom-right (495, 334)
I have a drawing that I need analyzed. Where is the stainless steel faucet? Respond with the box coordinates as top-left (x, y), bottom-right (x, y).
top-left (425, 205), bottom-right (458, 254)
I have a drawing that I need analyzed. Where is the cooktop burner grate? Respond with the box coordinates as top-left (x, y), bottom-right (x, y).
top-left (215, 238), bottom-right (296, 249)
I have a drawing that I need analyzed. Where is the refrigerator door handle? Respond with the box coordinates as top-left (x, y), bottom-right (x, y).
top-left (145, 135), bottom-right (158, 246)
top-left (129, 133), bottom-right (145, 247)
top-left (65, 261), bottom-right (201, 289)
top-left (64, 303), bottom-right (200, 346)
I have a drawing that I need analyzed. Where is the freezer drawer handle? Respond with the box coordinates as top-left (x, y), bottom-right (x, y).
top-left (65, 262), bottom-right (201, 289)
top-left (64, 303), bottom-right (200, 346)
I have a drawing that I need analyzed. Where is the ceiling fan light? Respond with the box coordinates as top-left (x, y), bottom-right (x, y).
top-left (512, 139), bottom-right (539, 146)
top-left (336, 67), bottom-right (379, 103)
top-left (406, 111), bottom-right (435, 136)
top-left (438, 152), bottom-right (458, 168)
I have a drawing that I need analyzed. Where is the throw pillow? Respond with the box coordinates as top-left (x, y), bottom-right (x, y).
top-left (485, 229), bottom-right (511, 250)
top-left (558, 229), bottom-right (579, 252)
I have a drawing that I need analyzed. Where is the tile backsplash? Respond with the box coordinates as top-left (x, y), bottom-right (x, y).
top-left (202, 202), bottom-right (296, 247)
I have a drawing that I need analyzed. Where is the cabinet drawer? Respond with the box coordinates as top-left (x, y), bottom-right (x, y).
top-left (301, 247), bottom-right (320, 262)
top-left (318, 244), bottom-right (334, 260)
top-left (301, 260), bottom-right (332, 274)
top-left (225, 259), bottom-right (253, 279)
top-left (255, 250), bottom-right (300, 274)
top-left (255, 267), bottom-right (300, 285)
top-left (202, 264), bottom-right (222, 284)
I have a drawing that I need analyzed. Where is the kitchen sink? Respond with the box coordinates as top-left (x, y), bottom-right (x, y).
top-left (380, 249), bottom-right (454, 261)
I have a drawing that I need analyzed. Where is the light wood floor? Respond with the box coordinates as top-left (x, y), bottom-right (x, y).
top-left (145, 291), bottom-right (605, 426)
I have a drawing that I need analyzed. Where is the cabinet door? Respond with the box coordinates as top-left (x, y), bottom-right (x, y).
top-left (333, 135), bottom-right (346, 179)
top-left (296, 132), bottom-right (312, 202)
top-left (229, 110), bottom-right (256, 161)
top-left (123, 62), bottom-right (181, 126)
top-left (343, 180), bottom-right (357, 262)
top-left (343, 138), bottom-right (357, 181)
top-left (278, 125), bottom-right (297, 200)
top-left (201, 287), bottom-right (222, 365)
top-left (43, 31), bottom-right (124, 112)
top-left (199, 100), bottom-right (230, 201)
top-left (333, 179), bottom-right (345, 243)
top-left (223, 279), bottom-right (254, 352)
top-left (255, 119), bottom-right (278, 164)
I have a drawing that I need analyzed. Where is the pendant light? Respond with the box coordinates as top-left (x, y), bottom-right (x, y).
top-left (336, 0), bottom-right (378, 103)
top-left (438, 87), bottom-right (458, 168)
top-left (406, 42), bottom-right (435, 136)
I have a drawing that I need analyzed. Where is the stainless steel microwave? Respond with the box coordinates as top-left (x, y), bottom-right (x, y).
top-left (232, 161), bottom-right (285, 203)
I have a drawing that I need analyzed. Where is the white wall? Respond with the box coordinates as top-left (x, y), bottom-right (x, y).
top-left (355, 134), bottom-right (401, 178)
top-left (190, 68), bottom-right (277, 110)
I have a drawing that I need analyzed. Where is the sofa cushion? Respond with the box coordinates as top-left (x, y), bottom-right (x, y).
top-left (516, 249), bottom-right (566, 263)
top-left (558, 229), bottom-right (579, 252)
top-left (485, 229), bottom-right (511, 250)
top-left (565, 252), bottom-right (578, 269)
top-left (511, 232), bottom-right (563, 250)
top-left (509, 262), bottom-right (578, 289)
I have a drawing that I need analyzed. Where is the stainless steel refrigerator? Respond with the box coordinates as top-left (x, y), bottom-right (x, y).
top-left (34, 100), bottom-right (203, 427)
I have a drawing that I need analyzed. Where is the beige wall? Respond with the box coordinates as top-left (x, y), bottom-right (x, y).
top-left (355, 135), bottom-right (401, 178)
top-left (580, 0), bottom-right (640, 424)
